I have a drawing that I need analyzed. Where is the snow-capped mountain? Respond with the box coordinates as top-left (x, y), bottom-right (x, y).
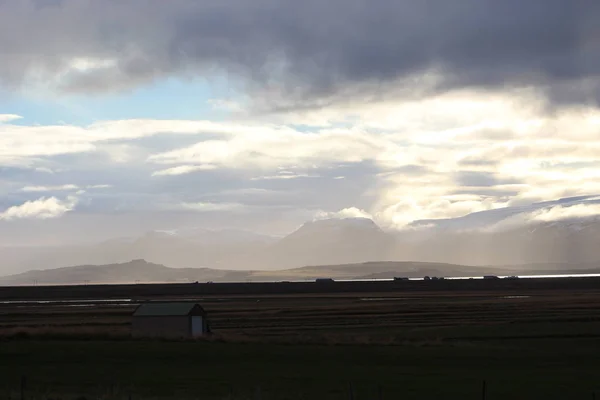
top-left (257, 217), bottom-right (395, 268)
top-left (396, 195), bottom-right (600, 266)
top-left (411, 195), bottom-right (600, 232)
top-left (5, 196), bottom-right (600, 274)
top-left (287, 217), bottom-right (383, 239)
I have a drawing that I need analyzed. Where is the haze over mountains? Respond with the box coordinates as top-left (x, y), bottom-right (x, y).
top-left (3, 258), bottom-right (600, 286)
top-left (0, 259), bottom-right (502, 286)
top-left (2, 195), bottom-right (600, 283)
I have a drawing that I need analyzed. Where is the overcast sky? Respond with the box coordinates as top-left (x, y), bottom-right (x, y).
top-left (1, 0), bottom-right (600, 244)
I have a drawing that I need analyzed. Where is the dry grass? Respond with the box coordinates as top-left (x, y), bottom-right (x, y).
top-left (3, 338), bottom-right (600, 400)
top-left (0, 325), bottom-right (130, 341)
top-left (2, 288), bottom-right (600, 344)
top-left (0, 326), bottom-right (452, 349)
top-left (2, 282), bottom-right (600, 399)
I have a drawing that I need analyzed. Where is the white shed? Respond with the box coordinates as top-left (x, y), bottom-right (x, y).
top-left (132, 302), bottom-right (210, 338)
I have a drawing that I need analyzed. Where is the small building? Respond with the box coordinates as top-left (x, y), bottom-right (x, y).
top-left (483, 275), bottom-right (500, 280)
top-left (315, 278), bottom-right (335, 283)
top-left (132, 302), bottom-right (210, 339)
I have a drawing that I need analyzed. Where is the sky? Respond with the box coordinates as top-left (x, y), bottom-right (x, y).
top-left (1, 0), bottom-right (600, 245)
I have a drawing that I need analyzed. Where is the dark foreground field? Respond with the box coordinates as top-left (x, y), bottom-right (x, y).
top-left (1, 278), bottom-right (600, 399)
top-left (2, 339), bottom-right (600, 400)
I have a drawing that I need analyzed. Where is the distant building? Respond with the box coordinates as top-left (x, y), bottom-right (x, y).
top-left (483, 275), bottom-right (500, 280)
top-left (132, 302), bottom-right (210, 339)
top-left (315, 278), bottom-right (335, 283)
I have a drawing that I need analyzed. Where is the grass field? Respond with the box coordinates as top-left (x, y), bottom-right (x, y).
top-left (1, 339), bottom-right (600, 400)
top-left (1, 279), bottom-right (600, 399)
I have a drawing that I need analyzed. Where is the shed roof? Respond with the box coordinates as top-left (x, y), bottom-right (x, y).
top-left (133, 302), bottom-right (206, 317)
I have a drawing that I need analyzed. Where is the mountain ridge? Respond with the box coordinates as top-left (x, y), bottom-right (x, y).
top-left (3, 258), bottom-right (600, 286)
top-left (3, 195), bottom-right (600, 273)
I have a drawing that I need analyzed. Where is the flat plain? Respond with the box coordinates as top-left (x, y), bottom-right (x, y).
top-left (0, 278), bottom-right (599, 399)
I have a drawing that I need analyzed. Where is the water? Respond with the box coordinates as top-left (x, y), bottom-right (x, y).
top-left (0, 298), bottom-right (133, 306)
top-left (359, 297), bottom-right (413, 301)
top-left (333, 273), bottom-right (600, 282)
top-left (0, 298), bottom-right (132, 304)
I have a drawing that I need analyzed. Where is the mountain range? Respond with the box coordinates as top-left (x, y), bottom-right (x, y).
top-left (2, 195), bottom-right (600, 279)
top-left (3, 258), bottom-right (600, 286)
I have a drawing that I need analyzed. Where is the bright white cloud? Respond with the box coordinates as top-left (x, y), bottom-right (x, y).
top-left (0, 196), bottom-right (78, 220)
top-left (0, 119), bottom-right (278, 162)
top-left (0, 114), bottom-right (22, 123)
top-left (21, 184), bottom-right (79, 192)
top-left (152, 165), bottom-right (216, 177)
top-left (68, 58), bottom-right (117, 72)
top-left (531, 204), bottom-right (600, 223)
top-left (179, 202), bottom-right (245, 212)
top-left (315, 207), bottom-right (373, 220)
top-left (148, 126), bottom-right (398, 170)
top-left (251, 173), bottom-right (318, 180)
top-left (86, 184), bottom-right (112, 189)
top-left (4, 88), bottom-right (600, 231)
top-left (34, 167), bottom-right (55, 174)
top-left (20, 184), bottom-right (111, 192)
top-left (486, 203), bottom-right (600, 232)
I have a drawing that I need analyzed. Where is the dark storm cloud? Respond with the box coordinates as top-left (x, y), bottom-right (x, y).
top-left (1, 0), bottom-right (599, 106)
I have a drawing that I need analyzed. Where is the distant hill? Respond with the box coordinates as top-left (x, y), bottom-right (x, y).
top-left (0, 259), bottom-right (491, 286)
top-left (0, 259), bottom-right (238, 286)
top-left (0, 218), bottom-right (398, 273)
top-left (249, 218), bottom-right (397, 269)
top-left (5, 195), bottom-right (600, 274)
top-left (0, 228), bottom-right (279, 274)
top-left (2, 259), bottom-right (599, 286)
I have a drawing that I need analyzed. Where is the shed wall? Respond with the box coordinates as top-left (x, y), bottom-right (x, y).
top-left (191, 316), bottom-right (205, 337)
top-left (132, 316), bottom-right (190, 338)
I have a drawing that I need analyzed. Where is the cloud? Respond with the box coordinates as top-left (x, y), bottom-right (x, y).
top-left (455, 171), bottom-right (501, 187)
top-left (0, 114), bottom-right (22, 123)
top-left (148, 125), bottom-right (397, 170)
top-left (315, 207), bottom-right (373, 220)
top-left (179, 201), bottom-right (245, 212)
top-left (1, 1), bottom-right (599, 108)
top-left (5, 88), bottom-right (600, 236)
top-left (0, 117), bottom-right (338, 165)
top-left (531, 204), bottom-right (600, 223)
top-left (3, 0), bottom-right (600, 244)
top-left (21, 184), bottom-right (79, 192)
top-left (152, 164), bottom-right (217, 176)
top-left (86, 184), bottom-right (112, 189)
top-left (455, 171), bottom-right (521, 187)
top-left (251, 173), bottom-right (319, 180)
top-left (483, 202), bottom-right (600, 232)
top-left (20, 184), bottom-right (112, 192)
top-left (375, 195), bottom-right (509, 229)
top-left (34, 167), bottom-right (55, 174)
top-left (0, 196), bottom-right (78, 220)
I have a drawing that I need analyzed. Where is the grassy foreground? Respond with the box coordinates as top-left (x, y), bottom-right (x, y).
top-left (1, 338), bottom-right (599, 400)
